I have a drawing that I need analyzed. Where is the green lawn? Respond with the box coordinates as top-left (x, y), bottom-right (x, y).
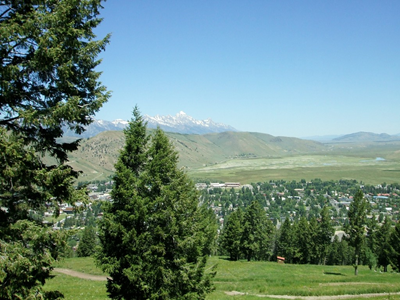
top-left (45, 274), bottom-right (108, 300)
top-left (44, 213), bottom-right (68, 224)
top-left (209, 257), bottom-right (400, 299)
top-left (45, 256), bottom-right (400, 299)
top-left (53, 257), bottom-right (106, 276)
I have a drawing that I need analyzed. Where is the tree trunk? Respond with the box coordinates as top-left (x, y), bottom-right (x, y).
top-left (354, 255), bottom-right (358, 276)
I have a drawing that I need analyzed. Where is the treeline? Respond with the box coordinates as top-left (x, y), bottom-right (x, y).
top-left (219, 196), bottom-right (400, 273)
top-left (220, 204), bottom-right (333, 264)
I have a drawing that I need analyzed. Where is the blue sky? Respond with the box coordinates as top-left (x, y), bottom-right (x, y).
top-left (94, 1), bottom-right (399, 138)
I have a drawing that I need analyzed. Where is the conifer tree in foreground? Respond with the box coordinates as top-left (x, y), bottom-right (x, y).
top-left (96, 107), bottom-right (216, 299)
top-left (0, 1), bottom-right (109, 298)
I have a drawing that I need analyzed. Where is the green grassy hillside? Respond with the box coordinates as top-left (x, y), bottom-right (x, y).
top-left (46, 256), bottom-right (400, 299)
top-left (62, 130), bottom-right (400, 184)
top-left (65, 130), bottom-right (325, 179)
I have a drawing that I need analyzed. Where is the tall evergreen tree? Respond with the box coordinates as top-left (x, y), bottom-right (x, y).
top-left (77, 226), bottom-right (97, 257)
top-left (308, 216), bottom-right (319, 264)
top-left (366, 214), bottom-right (379, 259)
top-left (276, 217), bottom-right (297, 263)
top-left (241, 201), bottom-right (274, 261)
top-left (221, 208), bottom-right (244, 261)
top-left (296, 217), bottom-right (312, 264)
top-left (346, 190), bottom-right (369, 275)
top-left (316, 206), bottom-right (334, 264)
top-left (376, 216), bottom-right (392, 272)
top-left (388, 221), bottom-right (400, 272)
top-left (0, 1), bottom-right (109, 298)
top-left (96, 110), bottom-right (216, 299)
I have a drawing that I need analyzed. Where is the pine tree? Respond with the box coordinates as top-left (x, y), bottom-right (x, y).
top-left (96, 109), bottom-right (216, 299)
top-left (366, 214), bottom-right (379, 258)
top-left (77, 226), bottom-right (97, 257)
top-left (221, 208), bottom-right (244, 261)
top-left (346, 190), bottom-right (369, 275)
top-left (376, 216), bottom-right (392, 272)
top-left (276, 217), bottom-right (297, 263)
top-left (297, 217), bottom-right (311, 264)
top-left (316, 206), bottom-right (334, 264)
top-left (0, 1), bottom-right (109, 298)
top-left (388, 221), bottom-right (400, 272)
top-left (241, 201), bottom-right (274, 261)
top-left (308, 216), bottom-right (319, 264)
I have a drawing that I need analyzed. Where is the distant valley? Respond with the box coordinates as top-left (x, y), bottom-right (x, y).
top-left (66, 130), bottom-right (325, 178)
top-left (62, 129), bottom-right (400, 185)
top-left (60, 112), bottom-right (400, 184)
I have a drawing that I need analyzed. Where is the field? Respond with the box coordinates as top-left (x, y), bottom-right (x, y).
top-left (189, 153), bottom-right (400, 185)
top-left (45, 257), bottom-right (400, 299)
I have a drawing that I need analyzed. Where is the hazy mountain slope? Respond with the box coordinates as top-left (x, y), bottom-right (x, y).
top-left (333, 132), bottom-right (400, 142)
top-left (66, 130), bottom-right (325, 176)
top-left (68, 131), bottom-right (125, 173)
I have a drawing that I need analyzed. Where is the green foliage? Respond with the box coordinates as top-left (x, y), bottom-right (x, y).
top-left (0, 1), bottom-right (110, 158)
top-left (221, 208), bottom-right (244, 261)
top-left (241, 201), bottom-right (274, 261)
top-left (346, 190), bottom-right (369, 275)
top-left (388, 220), bottom-right (400, 272)
top-left (96, 107), bottom-right (216, 299)
top-left (77, 226), bottom-right (97, 257)
top-left (0, 220), bottom-right (65, 299)
top-left (0, 1), bottom-right (109, 298)
top-left (376, 216), bottom-right (392, 272)
top-left (296, 216), bottom-right (312, 263)
top-left (276, 218), bottom-right (298, 263)
top-left (316, 206), bottom-right (334, 264)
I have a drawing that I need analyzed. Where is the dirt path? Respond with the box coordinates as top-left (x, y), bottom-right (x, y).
top-left (224, 291), bottom-right (400, 299)
top-left (53, 268), bottom-right (108, 281)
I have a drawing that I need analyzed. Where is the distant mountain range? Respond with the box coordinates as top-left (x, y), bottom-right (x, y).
top-left (332, 132), bottom-right (400, 143)
top-left (58, 125), bottom-right (400, 182)
top-left (144, 111), bottom-right (237, 134)
top-left (63, 112), bottom-right (398, 144)
top-left (64, 130), bottom-right (325, 179)
top-left (63, 112), bottom-right (237, 138)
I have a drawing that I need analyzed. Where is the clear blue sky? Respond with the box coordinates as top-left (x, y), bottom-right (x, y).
top-left (94, 0), bottom-right (399, 138)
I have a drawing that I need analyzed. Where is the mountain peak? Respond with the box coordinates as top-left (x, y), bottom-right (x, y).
top-left (144, 112), bottom-right (237, 134)
top-left (63, 112), bottom-right (238, 138)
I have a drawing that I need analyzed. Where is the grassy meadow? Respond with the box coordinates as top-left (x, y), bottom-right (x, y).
top-left (45, 256), bottom-right (400, 299)
top-left (189, 153), bottom-right (400, 185)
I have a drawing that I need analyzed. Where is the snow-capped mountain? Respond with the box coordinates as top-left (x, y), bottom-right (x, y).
top-left (144, 111), bottom-right (237, 134)
top-left (111, 119), bottom-right (129, 129)
top-left (62, 119), bottom-right (124, 138)
top-left (63, 112), bottom-right (237, 138)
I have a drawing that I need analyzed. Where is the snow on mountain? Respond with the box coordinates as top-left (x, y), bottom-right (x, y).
top-left (63, 112), bottom-right (237, 138)
top-left (143, 111), bottom-right (237, 134)
top-left (112, 119), bottom-right (129, 128)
